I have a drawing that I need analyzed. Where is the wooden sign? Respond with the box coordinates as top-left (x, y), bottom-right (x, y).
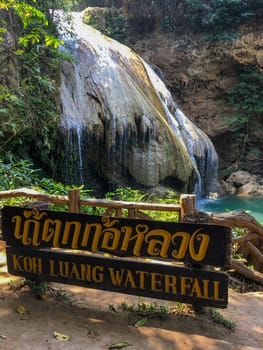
top-left (6, 246), bottom-right (228, 308)
top-left (2, 205), bottom-right (231, 308)
top-left (2, 206), bottom-right (232, 266)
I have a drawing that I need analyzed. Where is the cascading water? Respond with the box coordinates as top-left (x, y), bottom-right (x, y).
top-left (59, 11), bottom-right (218, 196)
top-left (143, 63), bottom-right (218, 196)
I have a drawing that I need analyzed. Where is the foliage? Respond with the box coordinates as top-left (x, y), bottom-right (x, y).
top-left (73, 1), bottom-right (122, 10)
top-left (185, 0), bottom-right (256, 40)
top-left (24, 279), bottom-right (49, 299)
top-left (0, 155), bottom-right (40, 190)
top-left (99, 0), bottom-right (260, 38)
top-left (105, 187), bottom-right (146, 202)
top-left (149, 0), bottom-right (176, 32)
top-left (83, 6), bottom-right (126, 42)
top-left (103, 187), bottom-right (146, 217)
top-left (232, 227), bottom-right (246, 238)
top-left (226, 67), bottom-right (263, 163)
top-left (103, 187), bottom-right (179, 221)
top-left (86, 0), bottom-right (262, 39)
top-left (120, 300), bottom-right (170, 320)
top-left (0, 155), bottom-right (41, 207)
top-left (0, 1), bottom-right (75, 173)
top-left (0, 0), bottom-right (63, 48)
top-left (144, 191), bottom-right (180, 222)
top-left (119, 300), bottom-right (192, 320)
top-left (0, 156), bottom-right (180, 222)
top-left (34, 179), bottom-right (93, 212)
top-left (0, 86), bottom-right (25, 151)
top-left (9, 278), bottom-right (73, 300)
top-left (208, 308), bottom-right (236, 331)
top-left (0, 156), bottom-right (89, 209)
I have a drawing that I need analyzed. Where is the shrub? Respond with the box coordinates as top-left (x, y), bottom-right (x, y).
top-left (83, 7), bottom-right (127, 42)
top-left (185, 0), bottom-right (256, 40)
top-left (226, 67), bottom-right (263, 162)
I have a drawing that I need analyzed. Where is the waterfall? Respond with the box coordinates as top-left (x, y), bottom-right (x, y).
top-left (143, 63), bottom-right (218, 196)
top-left (59, 11), bottom-right (218, 197)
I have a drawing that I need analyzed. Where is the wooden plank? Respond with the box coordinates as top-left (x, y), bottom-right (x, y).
top-left (6, 246), bottom-right (228, 308)
top-left (2, 206), bottom-right (232, 266)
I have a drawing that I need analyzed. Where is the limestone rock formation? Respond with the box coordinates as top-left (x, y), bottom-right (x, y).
top-left (131, 22), bottom-right (263, 178)
top-left (58, 13), bottom-right (218, 196)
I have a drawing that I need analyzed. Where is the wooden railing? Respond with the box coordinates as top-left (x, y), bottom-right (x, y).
top-left (0, 187), bottom-right (262, 286)
top-left (0, 188), bottom-right (196, 221)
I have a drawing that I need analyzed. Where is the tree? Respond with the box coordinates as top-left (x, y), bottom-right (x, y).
top-left (0, 0), bottom-right (63, 47)
top-left (227, 68), bottom-right (263, 164)
top-left (0, 0), bottom-right (66, 174)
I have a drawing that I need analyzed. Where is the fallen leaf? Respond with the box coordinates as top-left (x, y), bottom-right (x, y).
top-left (16, 304), bottom-right (29, 315)
top-left (87, 329), bottom-right (96, 338)
top-left (134, 316), bottom-right (149, 328)
top-left (109, 303), bottom-right (118, 313)
top-left (39, 292), bottom-right (49, 300)
top-left (53, 331), bottom-right (71, 341)
top-left (108, 341), bottom-right (131, 349)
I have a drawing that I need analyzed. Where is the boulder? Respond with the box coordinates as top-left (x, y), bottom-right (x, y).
top-left (226, 171), bottom-right (258, 187)
top-left (237, 182), bottom-right (263, 196)
top-left (222, 170), bottom-right (263, 196)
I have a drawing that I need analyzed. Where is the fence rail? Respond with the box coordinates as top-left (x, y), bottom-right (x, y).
top-left (0, 188), bottom-right (196, 220)
top-left (0, 188), bottom-right (263, 286)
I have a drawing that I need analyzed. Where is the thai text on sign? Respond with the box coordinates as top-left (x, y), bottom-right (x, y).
top-left (2, 206), bottom-right (232, 266)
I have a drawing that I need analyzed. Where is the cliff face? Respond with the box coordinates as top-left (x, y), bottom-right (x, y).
top-left (1, 4), bottom-right (262, 191)
top-left (59, 16), bottom-right (220, 196)
top-left (129, 22), bottom-right (263, 179)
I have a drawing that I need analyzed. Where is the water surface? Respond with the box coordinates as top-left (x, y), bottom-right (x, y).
top-left (197, 195), bottom-right (263, 223)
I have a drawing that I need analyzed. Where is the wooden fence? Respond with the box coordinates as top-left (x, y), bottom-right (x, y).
top-left (0, 188), bottom-right (263, 287)
top-left (0, 188), bottom-right (196, 220)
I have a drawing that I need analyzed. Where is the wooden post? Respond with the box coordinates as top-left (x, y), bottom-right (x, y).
top-left (128, 208), bottom-right (135, 219)
top-left (68, 189), bottom-right (80, 213)
top-left (180, 194), bottom-right (211, 313)
top-left (179, 194), bottom-right (196, 221)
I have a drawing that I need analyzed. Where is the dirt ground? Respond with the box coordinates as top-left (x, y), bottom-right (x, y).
top-left (0, 241), bottom-right (262, 350)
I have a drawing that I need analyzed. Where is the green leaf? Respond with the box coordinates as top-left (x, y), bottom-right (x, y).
top-left (134, 316), bottom-right (149, 328)
top-left (108, 342), bottom-right (131, 349)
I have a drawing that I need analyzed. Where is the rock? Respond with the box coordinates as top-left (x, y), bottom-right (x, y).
top-left (145, 186), bottom-right (179, 200)
top-left (226, 171), bottom-right (258, 187)
top-left (237, 182), bottom-right (263, 196)
top-left (220, 180), bottom-right (237, 195)
top-left (222, 171), bottom-right (263, 196)
top-left (59, 15), bottom-right (218, 196)
top-left (131, 22), bottom-right (263, 177)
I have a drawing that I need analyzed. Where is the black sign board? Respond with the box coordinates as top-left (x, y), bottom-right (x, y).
top-left (6, 246), bottom-right (228, 308)
top-left (2, 206), bottom-right (232, 266)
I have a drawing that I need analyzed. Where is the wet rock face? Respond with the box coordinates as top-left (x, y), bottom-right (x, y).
top-left (59, 14), bottom-right (218, 196)
top-left (130, 23), bottom-right (263, 177)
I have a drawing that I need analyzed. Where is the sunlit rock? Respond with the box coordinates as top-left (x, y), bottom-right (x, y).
top-left (58, 12), bottom-right (218, 196)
